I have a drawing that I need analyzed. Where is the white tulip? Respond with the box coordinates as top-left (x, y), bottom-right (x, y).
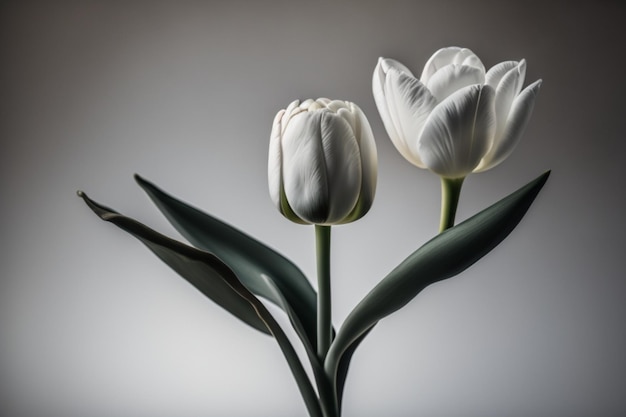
top-left (268, 98), bottom-right (378, 225)
top-left (373, 46), bottom-right (542, 179)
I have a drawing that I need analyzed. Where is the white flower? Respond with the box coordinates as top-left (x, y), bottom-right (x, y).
top-left (268, 98), bottom-right (378, 225)
top-left (373, 46), bottom-right (542, 179)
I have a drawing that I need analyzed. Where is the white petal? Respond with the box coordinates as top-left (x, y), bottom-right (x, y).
top-left (336, 106), bottom-right (357, 134)
top-left (425, 63), bottom-right (485, 102)
top-left (382, 57), bottom-right (414, 75)
top-left (281, 99), bottom-right (301, 133)
top-left (418, 84), bottom-right (496, 178)
top-left (316, 97), bottom-right (331, 107)
top-left (475, 79), bottom-right (542, 172)
top-left (281, 112), bottom-right (329, 223)
top-left (281, 111), bottom-right (361, 224)
top-left (372, 58), bottom-right (387, 102)
top-left (340, 104), bottom-right (378, 223)
top-left (420, 46), bottom-right (462, 83)
top-left (372, 58), bottom-right (413, 157)
top-left (383, 69), bottom-right (437, 167)
top-left (327, 99), bottom-right (347, 113)
top-left (300, 98), bottom-right (315, 109)
top-left (285, 99), bottom-right (300, 113)
top-left (459, 53), bottom-right (485, 73)
top-left (420, 47), bottom-right (484, 84)
top-left (268, 109), bottom-right (285, 210)
top-left (319, 112), bottom-right (362, 224)
top-left (493, 60), bottom-right (526, 140)
top-left (485, 61), bottom-right (519, 89)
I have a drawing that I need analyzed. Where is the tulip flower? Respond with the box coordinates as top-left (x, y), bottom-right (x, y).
top-left (268, 98), bottom-right (378, 226)
top-left (372, 46), bottom-right (542, 231)
top-left (268, 97), bottom-right (378, 359)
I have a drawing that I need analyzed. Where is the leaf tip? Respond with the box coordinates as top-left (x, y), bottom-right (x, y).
top-left (76, 190), bottom-right (93, 206)
top-left (77, 190), bottom-right (118, 219)
top-left (536, 170), bottom-right (551, 189)
top-left (134, 173), bottom-right (156, 194)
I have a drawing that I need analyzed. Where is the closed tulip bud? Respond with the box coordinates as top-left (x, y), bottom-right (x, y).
top-left (268, 98), bottom-right (378, 225)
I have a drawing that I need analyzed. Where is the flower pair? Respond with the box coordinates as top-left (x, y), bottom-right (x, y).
top-left (269, 47), bottom-right (541, 227)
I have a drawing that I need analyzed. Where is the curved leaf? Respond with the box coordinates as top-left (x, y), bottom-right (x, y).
top-left (259, 274), bottom-right (334, 415)
top-left (335, 326), bottom-right (373, 411)
top-left (78, 191), bottom-right (323, 417)
top-left (134, 175), bottom-right (321, 350)
top-left (78, 191), bottom-right (269, 334)
top-left (325, 171), bottom-right (550, 406)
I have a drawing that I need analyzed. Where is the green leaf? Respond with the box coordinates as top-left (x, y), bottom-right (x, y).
top-left (78, 191), bottom-right (323, 417)
top-left (324, 171), bottom-right (550, 408)
top-left (258, 274), bottom-right (333, 415)
top-left (335, 326), bottom-right (373, 410)
top-left (134, 175), bottom-right (321, 350)
top-left (78, 191), bottom-right (269, 334)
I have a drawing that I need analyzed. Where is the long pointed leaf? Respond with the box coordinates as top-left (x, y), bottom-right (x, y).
top-left (78, 191), bottom-right (323, 417)
top-left (325, 171), bottom-right (550, 407)
top-left (78, 191), bottom-right (269, 334)
top-left (134, 175), bottom-right (321, 350)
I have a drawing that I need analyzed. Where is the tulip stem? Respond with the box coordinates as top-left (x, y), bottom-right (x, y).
top-left (315, 224), bottom-right (332, 360)
top-left (439, 177), bottom-right (465, 232)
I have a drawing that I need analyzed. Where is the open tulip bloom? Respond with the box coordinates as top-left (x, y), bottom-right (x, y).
top-left (78, 48), bottom-right (549, 417)
top-left (373, 46), bottom-right (542, 231)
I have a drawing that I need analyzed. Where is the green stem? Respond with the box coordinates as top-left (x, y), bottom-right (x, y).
top-left (439, 177), bottom-right (465, 232)
top-left (315, 224), bottom-right (332, 361)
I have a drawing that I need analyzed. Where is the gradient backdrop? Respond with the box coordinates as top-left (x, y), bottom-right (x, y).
top-left (2, 1), bottom-right (625, 416)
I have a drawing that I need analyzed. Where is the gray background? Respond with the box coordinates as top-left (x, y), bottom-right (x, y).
top-left (2, 1), bottom-right (625, 416)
